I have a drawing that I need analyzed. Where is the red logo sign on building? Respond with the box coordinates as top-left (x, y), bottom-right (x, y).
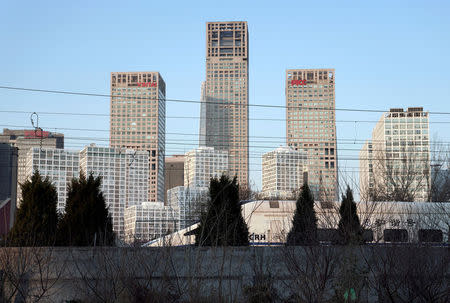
top-left (137, 82), bottom-right (157, 87)
top-left (291, 79), bottom-right (307, 86)
top-left (24, 130), bottom-right (49, 139)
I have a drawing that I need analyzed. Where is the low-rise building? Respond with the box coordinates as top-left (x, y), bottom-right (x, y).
top-left (184, 146), bottom-right (228, 188)
top-left (167, 186), bottom-right (208, 229)
top-left (262, 146), bottom-right (307, 199)
top-left (124, 202), bottom-right (180, 244)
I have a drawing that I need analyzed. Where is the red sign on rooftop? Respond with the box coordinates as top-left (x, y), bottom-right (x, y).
top-left (137, 82), bottom-right (157, 87)
top-left (291, 79), bottom-right (307, 86)
top-left (24, 130), bottom-right (49, 139)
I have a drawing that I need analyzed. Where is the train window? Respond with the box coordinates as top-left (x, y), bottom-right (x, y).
top-left (384, 229), bottom-right (408, 242)
top-left (418, 229), bottom-right (443, 243)
top-left (269, 201), bottom-right (279, 208)
top-left (318, 228), bottom-right (338, 243)
top-left (363, 229), bottom-right (374, 242)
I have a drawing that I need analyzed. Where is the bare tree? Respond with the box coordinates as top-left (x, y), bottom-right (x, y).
top-left (429, 140), bottom-right (450, 202)
top-left (362, 147), bottom-right (431, 202)
top-left (0, 246), bottom-right (66, 302)
top-left (281, 246), bottom-right (340, 302)
top-left (361, 245), bottom-right (449, 302)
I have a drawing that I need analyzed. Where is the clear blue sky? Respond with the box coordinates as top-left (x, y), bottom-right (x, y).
top-left (1, 0), bottom-right (450, 196)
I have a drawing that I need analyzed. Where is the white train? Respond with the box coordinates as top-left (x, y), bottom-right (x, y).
top-left (242, 200), bottom-right (450, 245)
top-left (145, 200), bottom-right (450, 246)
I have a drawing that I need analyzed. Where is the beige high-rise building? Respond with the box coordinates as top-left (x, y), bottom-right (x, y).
top-left (286, 69), bottom-right (338, 202)
top-left (203, 21), bottom-right (249, 188)
top-left (110, 72), bottom-right (166, 202)
top-left (362, 107), bottom-right (430, 202)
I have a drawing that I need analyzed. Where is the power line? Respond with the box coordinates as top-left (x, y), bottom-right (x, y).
top-left (3, 132), bottom-right (437, 154)
top-left (2, 109), bottom-right (449, 124)
top-left (2, 85), bottom-right (450, 114)
top-left (0, 124), bottom-right (443, 145)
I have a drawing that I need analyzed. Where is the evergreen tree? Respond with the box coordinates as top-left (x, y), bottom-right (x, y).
top-left (337, 187), bottom-right (364, 245)
top-left (58, 173), bottom-right (115, 246)
top-left (286, 183), bottom-right (318, 245)
top-left (9, 171), bottom-right (59, 246)
top-left (195, 175), bottom-right (249, 246)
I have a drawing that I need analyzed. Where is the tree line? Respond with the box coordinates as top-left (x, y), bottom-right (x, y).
top-left (6, 171), bottom-right (114, 246)
top-left (6, 171), bottom-right (366, 247)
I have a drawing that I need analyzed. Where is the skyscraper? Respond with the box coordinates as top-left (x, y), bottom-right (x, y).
top-left (286, 69), bottom-right (338, 202)
top-left (110, 72), bottom-right (166, 202)
top-left (202, 21), bottom-right (249, 188)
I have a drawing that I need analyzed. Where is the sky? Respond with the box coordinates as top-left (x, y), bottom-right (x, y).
top-left (1, 0), bottom-right (450, 196)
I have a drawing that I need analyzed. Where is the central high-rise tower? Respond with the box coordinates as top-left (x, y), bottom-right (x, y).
top-left (110, 72), bottom-right (166, 203)
top-left (286, 69), bottom-right (338, 202)
top-left (201, 21), bottom-right (249, 188)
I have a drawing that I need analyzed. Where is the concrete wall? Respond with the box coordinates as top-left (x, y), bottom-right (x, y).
top-left (0, 246), bottom-right (448, 302)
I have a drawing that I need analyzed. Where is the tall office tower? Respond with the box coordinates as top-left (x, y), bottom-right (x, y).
top-left (110, 72), bottom-right (166, 202)
top-left (164, 155), bottom-right (185, 203)
top-left (0, 129), bottom-right (64, 205)
top-left (184, 146), bottom-right (228, 188)
top-left (79, 145), bottom-right (149, 238)
top-left (204, 21), bottom-right (249, 188)
top-left (25, 148), bottom-right (79, 213)
top-left (359, 141), bottom-right (374, 201)
top-left (199, 81), bottom-right (207, 146)
top-left (365, 107), bottom-right (430, 202)
top-left (286, 69), bottom-right (338, 202)
top-left (262, 146), bottom-right (307, 199)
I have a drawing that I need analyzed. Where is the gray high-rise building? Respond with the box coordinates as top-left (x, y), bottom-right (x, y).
top-left (202, 21), bottom-right (249, 188)
top-left (0, 128), bottom-right (64, 205)
top-left (0, 143), bottom-right (18, 235)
